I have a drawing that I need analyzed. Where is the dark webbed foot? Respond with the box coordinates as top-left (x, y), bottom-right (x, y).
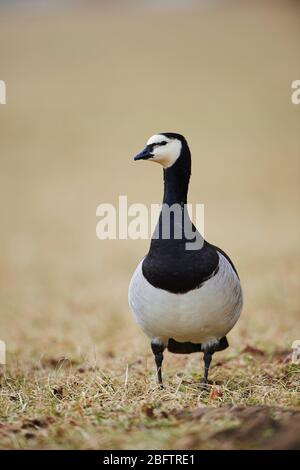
top-left (199, 378), bottom-right (211, 391)
top-left (151, 341), bottom-right (165, 388)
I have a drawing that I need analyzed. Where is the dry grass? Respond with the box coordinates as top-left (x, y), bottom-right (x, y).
top-left (0, 349), bottom-right (299, 449)
top-left (0, 1), bottom-right (299, 449)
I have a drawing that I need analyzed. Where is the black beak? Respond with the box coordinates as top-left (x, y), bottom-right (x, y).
top-left (133, 146), bottom-right (153, 161)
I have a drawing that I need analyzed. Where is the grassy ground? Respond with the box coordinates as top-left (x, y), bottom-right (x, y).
top-left (0, 1), bottom-right (299, 449)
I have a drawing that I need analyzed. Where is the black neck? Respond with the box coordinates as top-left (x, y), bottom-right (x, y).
top-left (143, 140), bottom-right (221, 293)
top-left (162, 145), bottom-right (191, 206)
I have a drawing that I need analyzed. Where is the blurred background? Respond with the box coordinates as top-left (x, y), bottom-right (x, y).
top-left (0, 0), bottom-right (299, 365)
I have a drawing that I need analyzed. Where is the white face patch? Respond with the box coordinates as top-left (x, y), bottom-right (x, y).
top-left (146, 134), bottom-right (182, 169)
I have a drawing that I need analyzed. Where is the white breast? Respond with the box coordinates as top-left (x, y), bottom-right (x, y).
top-left (128, 253), bottom-right (243, 346)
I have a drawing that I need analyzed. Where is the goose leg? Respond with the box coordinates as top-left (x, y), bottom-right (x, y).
top-left (151, 341), bottom-right (165, 388)
top-left (202, 350), bottom-right (213, 384)
top-left (201, 336), bottom-right (229, 385)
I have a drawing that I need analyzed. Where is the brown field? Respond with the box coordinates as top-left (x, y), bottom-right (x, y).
top-left (0, 0), bottom-right (299, 449)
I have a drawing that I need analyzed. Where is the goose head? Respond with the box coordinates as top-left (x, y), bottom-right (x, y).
top-left (133, 133), bottom-right (190, 169)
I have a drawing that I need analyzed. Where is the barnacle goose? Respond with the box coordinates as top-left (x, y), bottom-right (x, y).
top-left (128, 133), bottom-right (243, 387)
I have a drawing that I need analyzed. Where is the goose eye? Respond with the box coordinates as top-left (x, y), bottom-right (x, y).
top-left (158, 141), bottom-right (167, 146)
